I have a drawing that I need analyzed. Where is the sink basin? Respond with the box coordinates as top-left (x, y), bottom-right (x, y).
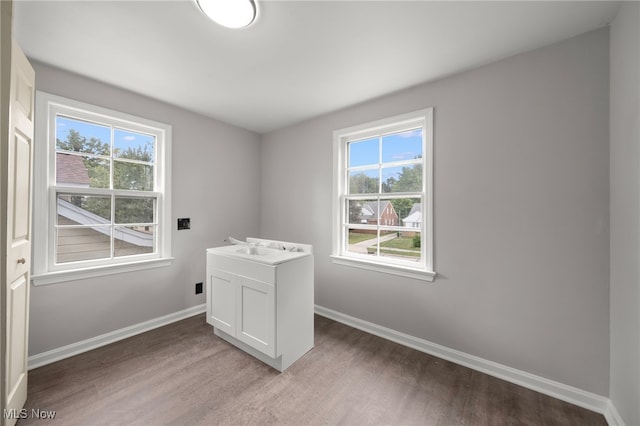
top-left (236, 246), bottom-right (275, 256)
top-left (207, 243), bottom-right (310, 265)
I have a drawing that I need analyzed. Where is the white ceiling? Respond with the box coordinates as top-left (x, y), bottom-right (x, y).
top-left (14, 1), bottom-right (620, 134)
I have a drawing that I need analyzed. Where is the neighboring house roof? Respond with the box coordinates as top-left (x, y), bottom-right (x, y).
top-left (403, 211), bottom-right (422, 225)
top-left (57, 198), bottom-right (153, 247)
top-left (403, 203), bottom-right (422, 225)
top-left (56, 152), bottom-right (90, 186)
top-left (360, 203), bottom-right (375, 220)
top-left (56, 154), bottom-right (152, 248)
top-left (361, 201), bottom-right (395, 220)
top-left (407, 203), bottom-right (421, 216)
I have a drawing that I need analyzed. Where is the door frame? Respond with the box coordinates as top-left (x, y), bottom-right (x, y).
top-left (0, 0), bottom-right (14, 422)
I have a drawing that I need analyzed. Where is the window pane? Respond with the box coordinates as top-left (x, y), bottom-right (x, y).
top-left (114, 226), bottom-right (155, 257)
top-left (347, 198), bottom-right (378, 225)
top-left (382, 164), bottom-right (422, 193)
top-left (114, 129), bottom-right (155, 162)
top-left (56, 225), bottom-right (111, 264)
top-left (377, 199), bottom-right (399, 226)
top-left (379, 231), bottom-right (422, 262)
top-left (381, 129), bottom-right (422, 163)
top-left (56, 116), bottom-right (110, 156)
top-left (114, 160), bottom-right (154, 191)
top-left (57, 194), bottom-right (111, 224)
top-left (349, 170), bottom-right (379, 194)
top-left (393, 198), bottom-right (422, 229)
top-left (114, 197), bottom-right (155, 224)
top-left (345, 229), bottom-right (422, 263)
top-left (348, 138), bottom-right (379, 167)
top-left (346, 228), bottom-right (378, 256)
top-left (56, 153), bottom-right (110, 189)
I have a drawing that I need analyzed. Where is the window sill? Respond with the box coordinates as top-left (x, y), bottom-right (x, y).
top-left (330, 255), bottom-right (436, 282)
top-left (31, 257), bottom-right (174, 286)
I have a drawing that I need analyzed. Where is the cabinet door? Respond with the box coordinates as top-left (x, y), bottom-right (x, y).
top-left (237, 277), bottom-right (275, 358)
top-left (209, 270), bottom-right (236, 336)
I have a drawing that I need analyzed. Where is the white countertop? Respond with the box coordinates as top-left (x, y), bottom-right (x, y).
top-left (207, 244), bottom-right (311, 265)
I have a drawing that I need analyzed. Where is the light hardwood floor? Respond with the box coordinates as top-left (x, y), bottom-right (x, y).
top-left (18, 314), bottom-right (607, 425)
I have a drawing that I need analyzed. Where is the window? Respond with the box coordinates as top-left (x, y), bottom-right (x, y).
top-left (331, 108), bottom-right (434, 281)
top-left (32, 92), bottom-right (172, 285)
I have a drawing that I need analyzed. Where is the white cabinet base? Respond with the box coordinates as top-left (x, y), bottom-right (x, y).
top-left (214, 327), bottom-right (312, 372)
top-left (206, 238), bottom-right (314, 373)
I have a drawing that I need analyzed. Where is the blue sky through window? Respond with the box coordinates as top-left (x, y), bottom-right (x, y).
top-left (349, 137), bottom-right (378, 167)
top-left (382, 129), bottom-right (422, 162)
top-left (114, 129), bottom-right (155, 162)
top-left (56, 116), bottom-right (110, 149)
top-left (56, 116), bottom-right (155, 161)
top-left (348, 129), bottom-right (422, 168)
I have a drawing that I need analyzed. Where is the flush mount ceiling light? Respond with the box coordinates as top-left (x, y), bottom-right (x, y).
top-left (196, 0), bottom-right (257, 29)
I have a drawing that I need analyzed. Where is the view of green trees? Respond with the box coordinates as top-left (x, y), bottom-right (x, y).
top-left (345, 129), bottom-right (424, 261)
top-left (57, 128), bottom-right (155, 225)
top-left (348, 163), bottom-right (422, 224)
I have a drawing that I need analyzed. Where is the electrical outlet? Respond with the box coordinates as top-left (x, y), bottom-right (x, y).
top-left (195, 282), bottom-right (203, 294)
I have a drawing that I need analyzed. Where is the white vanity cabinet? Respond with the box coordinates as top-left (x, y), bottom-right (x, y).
top-left (206, 239), bottom-right (313, 372)
top-left (209, 266), bottom-right (276, 357)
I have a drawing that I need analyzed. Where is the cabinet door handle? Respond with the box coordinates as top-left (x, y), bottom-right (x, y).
top-left (17, 258), bottom-right (26, 264)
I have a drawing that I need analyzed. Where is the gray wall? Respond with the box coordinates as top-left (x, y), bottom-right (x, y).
top-left (29, 23), bottom-right (618, 403)
top-left (29, 62), bottom-right (261, 355)
top-left (610, 2), bottom-right (640, 425)
top-left (260, 29), bottom-right (610, 395)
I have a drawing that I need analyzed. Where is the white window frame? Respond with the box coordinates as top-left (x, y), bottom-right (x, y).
top-left (331, 108), bottom-right (435, 281)
top-left (32, 92), bottom-right (173, 285)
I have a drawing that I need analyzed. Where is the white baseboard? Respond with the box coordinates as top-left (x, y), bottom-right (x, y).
top-left (28, 304), bottom-right (206, 370)
top-left (315, 304), bottom-right (622, 426)
top-left (26, 302), bottom-right (626, 426)
top-left (605, 399), bottom-right (627, 426)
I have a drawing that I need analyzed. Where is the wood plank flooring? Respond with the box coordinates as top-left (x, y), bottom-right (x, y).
top-left (18, 314), bottom-right (607, 425)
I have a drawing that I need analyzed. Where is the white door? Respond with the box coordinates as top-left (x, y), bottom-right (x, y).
top-left (237, 277), bottom-right (275, 358)
top-left (3, 41), bottom-right (35, 425)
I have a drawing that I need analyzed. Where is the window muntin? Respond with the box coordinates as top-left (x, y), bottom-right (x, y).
top-left (33, 92), bottom-right (172, 283)
top-left (53, 113), bottom-right (159, 265)
top-left (333, 108), bottom-right (434, 280)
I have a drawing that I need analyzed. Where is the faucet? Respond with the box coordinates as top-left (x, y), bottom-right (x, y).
top-left (226, 237), bottom-right (254, 246)
top-left (227, 237), bottom-right (300, 252)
